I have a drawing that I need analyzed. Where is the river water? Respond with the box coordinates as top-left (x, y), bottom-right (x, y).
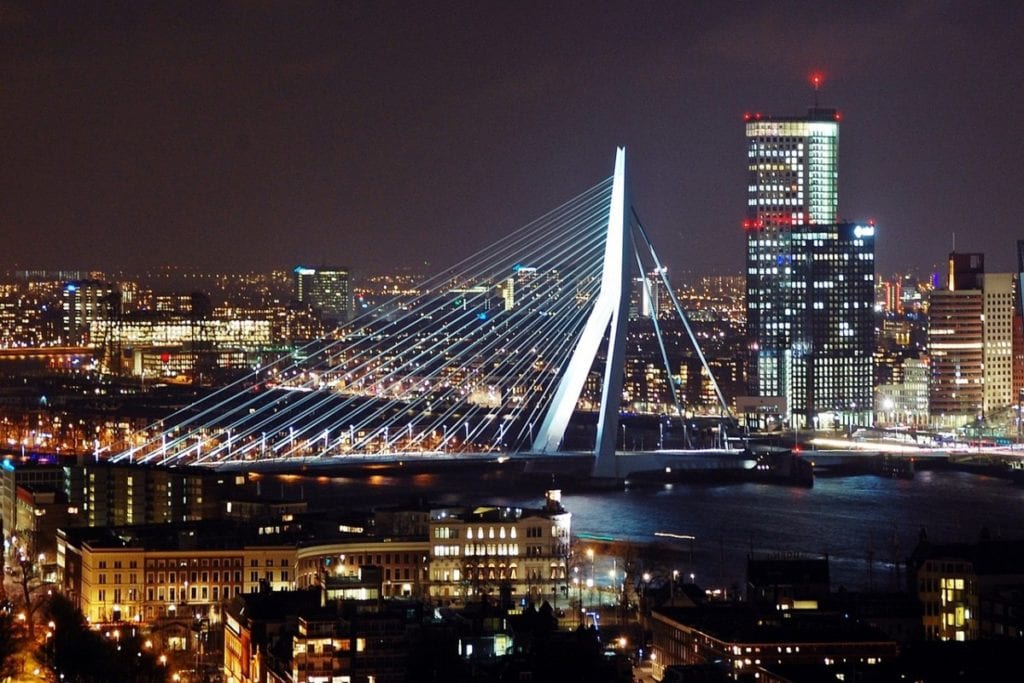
top-left (262, 465), bottom-right (1024, 594)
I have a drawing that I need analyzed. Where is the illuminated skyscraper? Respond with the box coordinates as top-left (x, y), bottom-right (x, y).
top-left (744, 106), bottom-right (875, 429)
top-left (294, 266), bottom-right (352, 324)
top-left (745, 107), bottom-right (839, 228)
top-left (62, 279), bottom-right (120, 346)
top-left (927, 252), bottom-right (1016, 427)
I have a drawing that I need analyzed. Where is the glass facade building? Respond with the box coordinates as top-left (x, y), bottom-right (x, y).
top-left (294, 266), bottom-right (353, 324)
top-left (745, 108), bottom-right (875, 429)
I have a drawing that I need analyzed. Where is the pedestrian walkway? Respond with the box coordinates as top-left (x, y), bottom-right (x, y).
top-left (633, 661), bottom-right (656, 682)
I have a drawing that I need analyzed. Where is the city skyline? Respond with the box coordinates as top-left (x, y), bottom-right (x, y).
top-left (1, 2), bottom-right (1022, 279)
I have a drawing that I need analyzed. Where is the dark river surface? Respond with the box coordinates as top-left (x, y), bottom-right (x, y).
top-left (252, 463), bottom-right (1024, 594)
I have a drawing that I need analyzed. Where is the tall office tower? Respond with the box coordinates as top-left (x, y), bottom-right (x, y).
top-left (982, 272), bottom-right (1015, 417)
top-left (62, 280), bottom-right (120, 345)
top-left (628, 269), bottom-right (670, 320)
top-left (294, 266), bottom-right (352, 324)
top-left (744, 106), bottom-right (874, 429)
top-left (1016, 243), bottom-right (1024, 421)
top-left (927, 252), bottom-right (1016, 427)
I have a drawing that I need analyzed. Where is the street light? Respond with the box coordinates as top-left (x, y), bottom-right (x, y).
top-left (641, 571), bottom-right (651, 616)
top-left (585, 547), bottom-right (596, 610)
top-left (572, 575), bottom-right (581, 628)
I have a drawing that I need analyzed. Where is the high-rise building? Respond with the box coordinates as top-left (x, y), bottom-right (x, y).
top-left (61, 279), bottom-right (120, 345)
top-left (293, 266), bottom-right (352, 324)
top-left (744, 106), bottom-right (875, 429)
top-left (927, 252), bottom-right (1016, 428)
top-left (745, 108), bottom-right (839, 227)
top-left (927, 301), bottom-right (982, 425)
top-left (983, 272), bottom-right (1015, 418)
top-left (1016, 243), bottom-right (1024, 429)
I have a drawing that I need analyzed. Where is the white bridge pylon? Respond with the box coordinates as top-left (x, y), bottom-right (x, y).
top-left (532, 147), bottom-right (630, 478)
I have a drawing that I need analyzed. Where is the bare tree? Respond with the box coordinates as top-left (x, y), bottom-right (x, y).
top-left (15, 553), bottom-right (48, 640)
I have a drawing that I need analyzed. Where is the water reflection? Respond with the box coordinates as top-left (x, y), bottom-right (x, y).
top-left (252, 466), bottom-right (1024, 592)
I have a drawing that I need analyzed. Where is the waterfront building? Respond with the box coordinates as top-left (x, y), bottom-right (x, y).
top-left (294, 265), bottom-right (353, 324)
top-left (928, 258), bottom-right (984, 427)
top-left (744, 106), bottom-right (875, 429)
top-left (875, 358), bottom-right (930, 427)
top-left (427, 489), bottom-right (571, 604)
top-left (927, 252), bottom-right (1016, 428)
top-left (982, 272), bottom-right (1015, 418)
top-left (63, 461), bottom-right (221, 528)
top-left (1015, 310), bottom-right (1024, 434)
top-left (1017, 242), bottom-right (1024, 417)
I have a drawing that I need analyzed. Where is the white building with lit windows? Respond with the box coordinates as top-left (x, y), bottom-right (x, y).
top-left (428, 490), bottom-right (571, 604)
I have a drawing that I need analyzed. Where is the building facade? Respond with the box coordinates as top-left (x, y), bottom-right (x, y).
top-left (57, 523), bottom-right (298, 627)
top-left (875, 358), bottom-right (930, 427)
top-left (982, 272), bottom-right (1015, 418)
top-left (427, 490), bottom-right (571, 604)
top-left (928, 290), bottom-right (984, 426)
top-left (295, 539), bottom-right (430, 598)
top-left (744, 107), bottom-right (875, 428)
top-left (928, 252), bottom-right (1016, 428)
top-left (62, 280), bottom-right (119, 345)
top-left (649, 604), bottom-right (898, 681)
top-left (907, 533), bottom-right (1024, 641)
top-left (294, 266), bottom-right (353, 324)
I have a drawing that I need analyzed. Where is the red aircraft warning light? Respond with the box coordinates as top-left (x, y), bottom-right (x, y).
top-left (810, 71), bottom-right (825, 108)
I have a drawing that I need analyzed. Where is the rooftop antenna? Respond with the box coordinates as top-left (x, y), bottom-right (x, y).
top-left (810, 72), bottom-right (824, 108)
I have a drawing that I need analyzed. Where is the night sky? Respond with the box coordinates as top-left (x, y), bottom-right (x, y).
top-left (2, 1), bottom-right (1022, 280)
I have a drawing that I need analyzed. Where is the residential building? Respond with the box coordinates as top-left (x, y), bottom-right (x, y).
top-left (0, 462), bottom-right (64, 548)
top-left (907, 532), bottom-right (1024, 641)
top-left (62, 279), bottom-right (119, 345)
top-left (223, 587), bottom-right (419, 683)
top-left (649, 603), bottom-right (897, 681)
top-left (57, 522), bottom-right (298, 627)
top-left (295, 538), bottom-right (430, 598)
top-left (14, 484), bottom-right (76, 565)
top-left (63, 461), bottom-right (221, 528)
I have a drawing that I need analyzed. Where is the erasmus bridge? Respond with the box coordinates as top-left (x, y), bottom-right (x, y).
top-left (111, 149), bottom-right (744, 479)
